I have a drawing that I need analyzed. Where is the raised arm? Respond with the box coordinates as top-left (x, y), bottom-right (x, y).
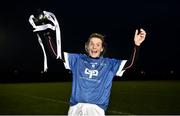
top-left (29, 10), bottom-right (64, 72)
top-left (123, 28), bottom-right (146, 70)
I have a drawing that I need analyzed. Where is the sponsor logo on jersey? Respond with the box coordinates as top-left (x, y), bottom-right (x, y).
top-left (84, 68), bottom-right (98, 79)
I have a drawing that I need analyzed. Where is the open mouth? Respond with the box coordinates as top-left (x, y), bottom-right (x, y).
top-left (91, 51), bottom-right (98, 54)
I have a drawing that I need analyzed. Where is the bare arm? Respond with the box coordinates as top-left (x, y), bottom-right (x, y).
top-left (123, 45), bottom-right (139, 70)
top-left (123, 28), bottom-right (146, 70)
top-left (43, 31), bottom-right (65, 62)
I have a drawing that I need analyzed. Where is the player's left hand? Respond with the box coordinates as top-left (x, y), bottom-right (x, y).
top-left (134, 28), bottom-right (146, 46)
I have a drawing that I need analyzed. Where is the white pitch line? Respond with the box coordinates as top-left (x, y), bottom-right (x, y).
top-left (15, 93), bottom-right (69, 105)
top-left (108, 110), bottom-right (134, 115)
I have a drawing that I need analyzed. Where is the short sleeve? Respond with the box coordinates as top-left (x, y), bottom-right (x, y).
top-left (110, 59), bottom-right (127, 77)
top-left (115, 60), bottom-right (127, 77)
top-left (63, 52), bottom-right (79, 70)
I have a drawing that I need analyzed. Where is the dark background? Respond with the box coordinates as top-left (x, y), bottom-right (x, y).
top-left (0, 0), bottom-right (179, 82)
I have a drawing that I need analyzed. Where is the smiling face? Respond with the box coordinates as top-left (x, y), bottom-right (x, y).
top-left (86, 37), bottom-right (104, 58)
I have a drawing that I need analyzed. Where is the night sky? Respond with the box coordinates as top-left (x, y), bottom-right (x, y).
top-left (0, 0), bottom-right (179, 80)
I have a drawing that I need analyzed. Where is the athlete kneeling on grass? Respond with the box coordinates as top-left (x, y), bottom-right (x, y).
top-left (29, 10), bottom-right (146, 116)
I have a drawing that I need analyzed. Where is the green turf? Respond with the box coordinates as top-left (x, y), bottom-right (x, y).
top-left (0, 82), bottom-right (71, 115)
top-left (107, 80), bottom-right (180, 115)
top-left (0, 80), bottom-right (180, 115)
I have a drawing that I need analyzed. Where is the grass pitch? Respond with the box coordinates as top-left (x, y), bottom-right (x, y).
top-left (0, 80), bottom-right (180, 115)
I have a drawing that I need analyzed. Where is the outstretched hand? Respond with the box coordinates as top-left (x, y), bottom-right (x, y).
top-left (134, 28), bottom-right (146, 46)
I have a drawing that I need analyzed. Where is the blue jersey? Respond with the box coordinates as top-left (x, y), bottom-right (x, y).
top-left (63, 52), bottom-right (127, 111)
